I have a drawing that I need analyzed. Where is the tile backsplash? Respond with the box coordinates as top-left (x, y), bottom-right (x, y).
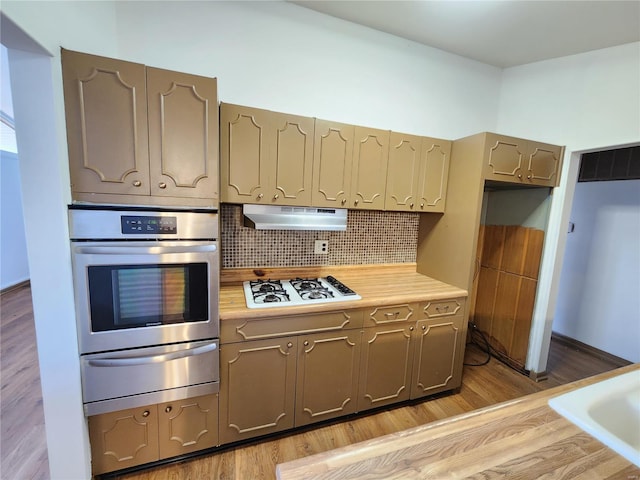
top-left (221, 204), bottom-right (419, 268)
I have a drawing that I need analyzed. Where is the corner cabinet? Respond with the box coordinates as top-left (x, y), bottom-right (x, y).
top-left (62, 49), bottom-right (219, 208)
top-left (88, 394), bottom-right (219, 475)
top-left (386, 133), bottom-right (451, 213)
top-left (220, 103), bottom-right (315, 206)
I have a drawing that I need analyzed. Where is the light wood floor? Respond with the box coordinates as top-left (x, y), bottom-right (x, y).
top-left (0, 284), bottom-right (630, 480)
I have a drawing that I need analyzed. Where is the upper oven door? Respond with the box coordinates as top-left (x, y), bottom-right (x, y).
top-left (72, 240), bottom-right (219, 354)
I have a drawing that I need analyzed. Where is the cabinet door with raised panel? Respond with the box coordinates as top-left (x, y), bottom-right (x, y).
top-left (219, 337), bottom-right (296, 444)
top-left (147, 68), bottom-right (218, 202)
top-left (88, 406), bottom-right (159, 475)
top-left (295, 329), bottom-right (361, 426)
top-left (270, 112), bottom-right (315, 206)
top-left (358, 323), bottom-right (413, 412)
top-left (62, 49), bottom-right (150, 197)
top-left (220, 103), bottom-right (270, 204)
top-left (350, 126), bottom-right (389, 210)
top-left (483, 133), bottom-right (527, 183)
top-left (418, 137), bottom-right (451, 213)
top-left (526, 141), bottom-right (563, 187)
top-left (312, 119), bottom-right (354, 207)
top-left (158, 393), bottom-right (219, 458)
top-left (385, 132), bottom-right (422, 211)
top-left (410, 315), bottom-right (465, 398)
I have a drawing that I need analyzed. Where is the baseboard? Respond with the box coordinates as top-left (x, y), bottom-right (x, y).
top-left (0, 279), bottom-right (30, 295)
top-left (551, 331), bottom-right (632, 367)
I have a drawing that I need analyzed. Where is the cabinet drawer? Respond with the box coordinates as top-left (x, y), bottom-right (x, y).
top-left (221, 309), bottom-right (364, 343)
top-left (365, 304), bottom-right (416, 326)
top-left (421, 299), bottom-right (464, 318)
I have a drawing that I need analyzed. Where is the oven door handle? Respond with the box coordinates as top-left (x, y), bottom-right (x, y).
top-left (86, 342), bottom-right (218, 367)
top-left (74, 244), bottom-right (217, 255)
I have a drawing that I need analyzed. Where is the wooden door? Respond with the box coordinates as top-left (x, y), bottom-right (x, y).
top-left (417, 137), bottom-right (451, 212)
top-left (358, 323), bottom-right (413, 411)
top-left (219, 337), bottom-right (297, 444)
top-left (270, 112), bottom-right (314, 206)
top-left (350, 126), bottom-right (389, 210)
top-left (295, 330), bottom-right (361, 426)
top-left (88, 406), bottom-right (159, 475)
top-left (220, 103), bottom-right (270, 204)
top-left (385, 132), bottom-right (422, 211)
top-left (158, 394), bottom-right (218, 458)
top-left (483, 133), bottom-right (527, 183)
top-left (526, 141), bottom-right (563, 187)
top-left (410, 315), bottom-right (464, 398)
top-left (62, 49), bottom-right (150, 198)
top-left (312, 119), bottom-right (354, 207)
top-left (147, 68), bottom-right (218, 202)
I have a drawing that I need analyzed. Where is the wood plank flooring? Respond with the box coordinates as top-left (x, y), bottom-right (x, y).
top-left (0, 284), bottom-right (629, 480)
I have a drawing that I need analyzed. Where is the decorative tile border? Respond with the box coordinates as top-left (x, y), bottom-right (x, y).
top-left (221, 204), bottom-right (418, 268)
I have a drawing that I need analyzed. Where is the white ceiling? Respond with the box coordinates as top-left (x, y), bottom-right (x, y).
top-left (290, 0), bottom-right (640, 68)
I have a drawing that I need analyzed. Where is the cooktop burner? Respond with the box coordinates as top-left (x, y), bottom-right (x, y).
top-left (244, 276), bottom-right (360, 309)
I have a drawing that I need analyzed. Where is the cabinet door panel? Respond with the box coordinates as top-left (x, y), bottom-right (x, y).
top-left (220, 104), bottom-right (269, 203)
top-left (272, 113), bottom-right (314, 205)
top-left (527, 142), bottom-right (563, 186)
top-left (472, 266), bottom-right (498, 334)
top-left (512, 277), bottom-right (537, 366)
top-left (296, 330), bottom-right (361, 426)
top-left (492, 271), bottom-right (520, 355)
top-left (411, 316), bottom-right (463, 398)
top-left (312, 120), bottom-right (353, 207)
top-left (418, 138), bottom-right (451, 212)
top-left (484, 134), bottom-right (526, 182)
top-left (158, 394), bottom-right (218, 458)
top-left (88, 406), bottom-right (159, 475)
top-left (351, 127), bottom-right (389, 210)
top-left (358, 325), bottom-right (413, 411)
top-left (219, 338), bottom-right (296, 444)
top-left (385, 132), bottom-right (422, 210)
top-left (62, 50), bottom-right (150, 196)
top-left (147, 68), bottom-right (218, 200)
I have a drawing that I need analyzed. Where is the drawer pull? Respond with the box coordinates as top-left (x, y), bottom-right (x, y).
top-left (384, 311), bottom-right (400, 318)
top-left (435, 305), bottom-right (450, 312)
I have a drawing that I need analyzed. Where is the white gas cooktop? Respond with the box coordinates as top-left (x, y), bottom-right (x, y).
top-left (243, 276), bottom-right (361, 309)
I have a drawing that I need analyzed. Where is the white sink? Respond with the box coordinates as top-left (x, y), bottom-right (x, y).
top-left (548, 369), bottom-right (640, 467)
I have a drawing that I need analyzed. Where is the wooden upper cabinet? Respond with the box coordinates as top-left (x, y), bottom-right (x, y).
top-left (62, 49), bottom-right (150, 197)
top-left (146, 68), bottom-right (219, 200)
top-left (418, 137), bottom-right (451, 213)
top-left (483, 133), bottom-right (563, 187)
top-left (386, 132), bottom-right (422, 211)
top-left (62, 49), bottom-right (219, 206)
top-left (386, 133), bottom-right (450, 212)
top-left (350, 127), bottom-right (389, 210)
top-left (220, 103), bottom-right (314, 206)
top-left (312, 119), bottom-right (354, 208)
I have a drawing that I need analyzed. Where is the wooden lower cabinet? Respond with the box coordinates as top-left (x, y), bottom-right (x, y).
top-left (88, 394), bottom-right (218, 475)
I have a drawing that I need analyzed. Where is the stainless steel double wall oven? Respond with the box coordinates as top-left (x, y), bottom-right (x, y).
top-left (69, 206), bottom-right (219, 415)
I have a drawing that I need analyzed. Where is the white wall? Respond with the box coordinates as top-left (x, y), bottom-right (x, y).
top-left (495, 42), bottom-right (640, 373)
top-left (0, 150), bottom-right (30, 289)
top-left (554, 180), bottom-right (640, 362)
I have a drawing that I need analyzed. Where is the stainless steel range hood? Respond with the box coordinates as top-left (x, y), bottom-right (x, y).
top-left (242, 204), bottom-right (347, 231)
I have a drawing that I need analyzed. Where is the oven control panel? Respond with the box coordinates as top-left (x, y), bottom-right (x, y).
top-left (121, 215), bottom-right (177, 234)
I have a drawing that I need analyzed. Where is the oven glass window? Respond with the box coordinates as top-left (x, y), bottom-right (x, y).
top-left (87, 263), bottom-right (208, 331)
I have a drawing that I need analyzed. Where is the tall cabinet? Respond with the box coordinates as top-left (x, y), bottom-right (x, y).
top-left (62, 49), bottom-right (219, 207)
top-left (417, 132), bottom-right (563, 374)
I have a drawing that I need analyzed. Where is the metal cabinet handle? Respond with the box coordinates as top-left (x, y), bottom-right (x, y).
top-left (159, 182), bottom-right (167, 189)
top-left (409, 326), bottom-right (414, 331)
top-left (87, 342), bottom-right (217, 367)
top-left (435, 305), bottom-right (450, 312)
top-left (354, 199), bottom-right (359, 205)
top-left (132, 180), bottom-right (142, 187)
top-left (165, 406), bottom-right (172, 413)
top-left (422, 325), bottom-right (427, 330)
top-left (273, 194), bottom-right (279, 200)
top-left (527, 175), bottom-right (532, 180)
top-left (410, 203), bottom-right (414, 208)
top-left (341, 198), bottom-right (346, 205)
top-left (303, 341), bottom-right (309, 346)
top-left (384, 311), bottom-right (400, 318)
top-left (287, 342), bottom-right (293, 348)
top-left (420, 203), bottom-right (424, 209)
top-left (517, 174), bottom-right (522, 179)
top-left (142, 410), bottom-right (150, 417)
top-left (257, 193), bottom-right (264, 200)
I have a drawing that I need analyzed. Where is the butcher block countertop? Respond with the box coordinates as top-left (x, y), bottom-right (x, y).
top-left (276, 363), bottom-right (640, 480)
top-left (219, 263), bottom-right (468, 321)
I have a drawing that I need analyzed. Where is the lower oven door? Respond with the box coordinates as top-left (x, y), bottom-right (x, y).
top-left (81, 339), bottom-right (219, 416)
